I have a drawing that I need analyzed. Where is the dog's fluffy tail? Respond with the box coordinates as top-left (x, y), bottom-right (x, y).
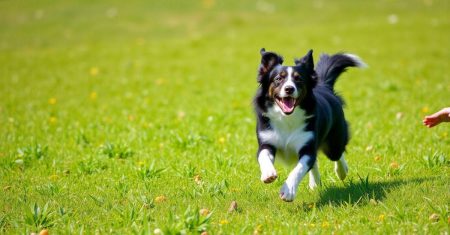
top-left (316, 53), bottom-right (366, 89)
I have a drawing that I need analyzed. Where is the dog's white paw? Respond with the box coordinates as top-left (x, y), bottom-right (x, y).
top-left (260, 167), bottom-right (277, 184)
top-left (279, 181), bottom-right (297, 202)
top-left (335, 156), bottom-right (348, 180)
top-left (279, 156), bottom-right (312, 202)
top-left (258, 149), bottom-right (277, 184)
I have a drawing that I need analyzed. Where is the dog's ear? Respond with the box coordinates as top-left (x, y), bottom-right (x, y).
top-left (295, 50), bottom-right (317, 87)
top-left (294, 49), bottom-right (314, 72)
top-left (257, 48), bottom-right (284, 83)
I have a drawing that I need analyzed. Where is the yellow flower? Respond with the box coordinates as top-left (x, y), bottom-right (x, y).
top-left (199, 208), bottom-right (210, 216)
top-left (137, 161), bottom-right (145, 167)
top-left (154, 195), bottom-right (167, 203)
top-left (219, 219), bottom-right (229, 225)
top-left (374, 156), bottom-right (381, 161)
top-left (194, 175), bottom-right (202, 185)
top-left (389, 161), bottom-right (399, 169)
top-left (379, 214), bottom-right (385, 221)
top-left (322, 221), bottom-right (330, 228)
top-left (421, 106), bottom-right (429, 113)
top-left (49, 174), bottom-right (59, 181)
top-left (49, 117), bottom-right (57, 124)
top-left (253, 224), bottom-right (263, 235)
top-left (48, 98), bottom-right (57, 105)
top-left (218, 137), bottom-right (225, 144)
top-left (90, 67), bottom-right (99, 76)
top-left (90, 91), bottom-right (97, 100)
top-left (202, 0), bottom-right (215, 9)
top-left (155, 78), bottom-right (165, 85)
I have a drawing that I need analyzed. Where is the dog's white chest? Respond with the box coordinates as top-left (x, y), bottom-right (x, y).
top-left (259, 106), bottom-right (313, 165)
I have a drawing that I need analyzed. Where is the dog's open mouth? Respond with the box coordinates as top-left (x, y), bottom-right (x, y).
top-left (275, 96), bottom-right (297, 115)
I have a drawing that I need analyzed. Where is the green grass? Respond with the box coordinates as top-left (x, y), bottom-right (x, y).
top-left (1, 0), bottom-right (449, 234)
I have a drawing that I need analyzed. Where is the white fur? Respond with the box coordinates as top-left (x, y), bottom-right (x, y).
top-left (258, 149), bottom-right (277, 183)
top-left (259, 105), bottom-right (314, 201)
top-left (279, 67), bottom-right (298, 98)
top-left (260, 106), bottom-right (313, 165)
top-left (335, 154), bottom-right (348, 180)
top-left (308, 160), bottom-right (321, 189)
top-left (279, 155), bottom-right (311, 201)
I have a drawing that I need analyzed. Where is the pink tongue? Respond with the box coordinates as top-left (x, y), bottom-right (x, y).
top-left (281, 98), bottom-right (295, 113)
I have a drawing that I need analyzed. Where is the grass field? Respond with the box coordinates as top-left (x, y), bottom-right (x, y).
top-left (1, 0), bottom-right (449, 234)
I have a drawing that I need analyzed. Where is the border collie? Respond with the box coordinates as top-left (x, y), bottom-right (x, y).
top-left (254, 48), bottom-right (365, 202)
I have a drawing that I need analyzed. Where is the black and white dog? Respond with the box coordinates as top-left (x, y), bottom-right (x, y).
top-left (254, 48), bottom-right (365, 202)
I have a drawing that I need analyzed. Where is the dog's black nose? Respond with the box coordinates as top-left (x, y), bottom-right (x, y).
top-left (284, 85), bottom-right (295, 95)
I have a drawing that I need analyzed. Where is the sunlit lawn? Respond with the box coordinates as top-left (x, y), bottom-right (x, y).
top-left (0, 0), bottom-right (449, 234)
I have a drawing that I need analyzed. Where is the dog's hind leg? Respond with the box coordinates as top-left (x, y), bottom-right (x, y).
top-left (308, 160), bottom-right (321, 189)
top-left (334, 154), bottom-right (348, 180)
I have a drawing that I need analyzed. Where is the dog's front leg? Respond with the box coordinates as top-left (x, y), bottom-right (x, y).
top-left (257, 145), bottom-right (277, 183)
top-left (280, 154), bottom-right (315, 202)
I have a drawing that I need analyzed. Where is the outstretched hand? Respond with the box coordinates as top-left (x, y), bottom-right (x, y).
top-left (423, 107), bottom-right (450, 128)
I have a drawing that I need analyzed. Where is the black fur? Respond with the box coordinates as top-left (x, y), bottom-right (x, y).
top-left (315, 53), bottom-right (363, 88)
top-left (254, 49), bottom-right (363, 167)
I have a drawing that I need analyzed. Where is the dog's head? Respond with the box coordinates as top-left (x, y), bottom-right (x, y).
top-left (257, 48), bottom-right (317, 115)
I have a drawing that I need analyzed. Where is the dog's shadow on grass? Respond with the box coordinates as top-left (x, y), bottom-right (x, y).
top-left (314, 175), bottom-right (438, 208)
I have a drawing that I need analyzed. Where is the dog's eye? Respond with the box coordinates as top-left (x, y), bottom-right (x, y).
top-left (293, 73), bottom-right (301, 81)
top-left (274, 72), bottom-right (286, 82)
